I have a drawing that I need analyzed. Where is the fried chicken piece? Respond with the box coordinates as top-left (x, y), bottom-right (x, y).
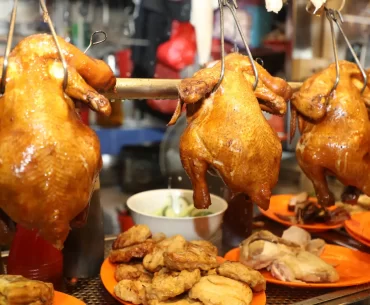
top-left (147, 268), bottom-right (201, 302)
top-left (291, 60), bottom-right (370, 206)
top-left (0, 34), bottom-right (115, 249)
top-left (144, 235), bottom-right (187, 272)
top-left (0, 275), bottom-right (54, 305)
top-left (189, 275), bottom-right (253, 305)
top-left (115, 263), bottom-right (153, 283)
top-left (114, 279), bottom-right (151, 305)
top-left (153, 233), bottom-right (167, 243)
top-left (164, 242), bottom-right (218, 271)
top-left (190, 240), bottom-right (218, 256)
top-left (110, 240), bottom-right (155, 264)
top-left (149, 296), bottom-right (203, 305)
top-left (217, 261), bottom-right (266, 292)
top-left (113, 225), bottom-right (152, 249)
top-left (168, 52), bottom-right (292, 210)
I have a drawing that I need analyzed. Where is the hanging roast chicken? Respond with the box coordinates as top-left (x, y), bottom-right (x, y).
top-left (168, 53), bottom-right (292, 210)
top-left (290, 60), bottom-right (370, 206)
top-left (0, 34), bottom-right (116, 249)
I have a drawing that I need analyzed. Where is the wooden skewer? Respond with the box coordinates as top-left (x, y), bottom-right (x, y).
top-left (103, 78), bottom-right (303, 100)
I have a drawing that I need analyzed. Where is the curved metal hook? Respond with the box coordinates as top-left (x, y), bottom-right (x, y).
top-left (325, 8), bottom-right (340, 93)
top-left (213, 0), bottom-right (258, 93)
top-left (0, 0), bottom-right (18, 95)
top-left (84, 31), bottom-right (107, 54)
top-left (326, 8), bottom-right (367, 94)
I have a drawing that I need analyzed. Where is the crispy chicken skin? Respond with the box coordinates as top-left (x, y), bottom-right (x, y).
top-left (147, 268), bottom-right (201, 302)
top-left (109, 240), bottom-right (156, 264)
top-left (189, 275), bottom-right (253, 305)
top-left (149, 297), bottom-right (203, 305)
top-left (164, 242), bottom-right (218, 271)
top-left (0, 34), bottom-right (116, 249)
top-left (168, 53), bottom-right (292, 210)
top-left (114, 279), bottom-right (151, 305)
top-left (113, 225), bottom-right (152, 249)
top-left (291, 61), bottom-right (370, 207)
top-left (115, 263), bottom-right (153, 283)
top-left (143, 235), bottom-right (187, 272)
top-left (216, 261), bottom-right (266, 292)
top-left (0, 275), bottom-right (54, 305)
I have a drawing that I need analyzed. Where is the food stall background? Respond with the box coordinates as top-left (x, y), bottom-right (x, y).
top-left (0, 0), bottom-right (369, 235)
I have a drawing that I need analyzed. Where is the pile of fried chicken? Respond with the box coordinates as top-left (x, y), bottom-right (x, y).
top-left (240, 226), bottom-right (339, 283)
top-left (109, 224), bottom-right (266, 305)
top-left (0, 34), bottom-right (115, 249)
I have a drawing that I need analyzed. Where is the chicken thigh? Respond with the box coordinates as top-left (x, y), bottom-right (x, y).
top-left (291, 61), bottom-right (370, 207)
top-left (0, 34), bottom-right (115, 249)
top-left (168, 53), bottom-right (292, 209)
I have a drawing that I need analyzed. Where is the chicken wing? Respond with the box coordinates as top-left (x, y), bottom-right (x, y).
top-left (189, 275), bottom-right (253, 305)
top-left (0, 34), bottom-right (116, 249)
top-left (168, 52), bottom-right (292, 210)
top-left (291, 60), bottom-right (370, 207)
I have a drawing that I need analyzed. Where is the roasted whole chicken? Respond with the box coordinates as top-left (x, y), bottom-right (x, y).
top-left (168, 53), bottom-right (292, 209)
top-left (291, 60), bottom-right (370, 207)
top-left (0, 34), bottom-right (115, 249)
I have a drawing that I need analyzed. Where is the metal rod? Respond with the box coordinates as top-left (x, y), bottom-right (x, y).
top-left (225, 0), bottom-right (259, 90)
top-left (213, 0), bottom-right (226, 93)
top-left (102, 78), bottom-right (302, 100)
top-left (39, 0), bottom-right (68, 90)
top-left (0, 0), bottom-right (18, 95)
top-left (326, 9), bottom-right (340, 93)
top-left (333, 10), bottom-right (368, 93)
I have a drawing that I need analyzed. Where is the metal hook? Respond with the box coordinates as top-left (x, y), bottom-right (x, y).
top-left (0, 0), bottom-right (18, 95)
top-left (325, 8), bottom-right (340, 93)
top-left (84, 31), bottom-right (107, 54)
top-left (326, 8), bottom-right (367, 94)
top-left (213, 0), bottom-right (258, 93)
top-left (39, 0), bottom-right (68, 91)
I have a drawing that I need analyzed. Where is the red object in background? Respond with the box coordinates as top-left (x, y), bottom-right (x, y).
top-left (116, 49), bottom-right (133, 78)
top-left (147, 62), bottom-right (180, 114)
top-left (118, 211), bottom-right (135, 232)
top-left (7, 224), bottom-right (63, 287)
top-left (157, 21), bottom-right (197, 72)
top-left (79, 104), bottom-right (90, 126)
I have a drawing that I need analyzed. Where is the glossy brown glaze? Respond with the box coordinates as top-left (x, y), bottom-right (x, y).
top-left (169, 53), bottom-right (292, 210)
top-left (0, 34), bottom-right (116, 249)
top-left (291, 60), bottom-right (370, 207)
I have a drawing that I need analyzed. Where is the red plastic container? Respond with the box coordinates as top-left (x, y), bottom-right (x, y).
top-left (7, 225), bottom-right (63, 288)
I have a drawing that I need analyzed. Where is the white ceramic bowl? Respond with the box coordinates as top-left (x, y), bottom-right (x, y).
top-left (126, 189), bottom-right (228, 241)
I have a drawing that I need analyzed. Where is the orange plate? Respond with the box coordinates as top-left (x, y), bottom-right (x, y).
top-left (345, 222), bottom-right (370, 247)
top-left (54, 291), bottom-right (85, 304)
top-left (345, 212), bottom-right (370, 242)
top-left (224, 245), bottom-right (370, 288)
top-left (100, 257), bottom-right (266, 305)
top-left (258, 194), bottom-right (343, 232)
